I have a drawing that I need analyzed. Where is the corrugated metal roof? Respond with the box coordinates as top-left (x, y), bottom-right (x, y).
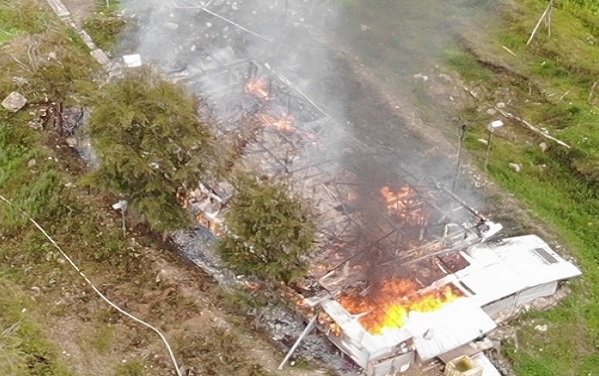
top-left (321, 300), bottom-right (412, 359)
top-left (409, 298), bottom-right (496, 360)
top-left (457, 235), bottom-right (582, 306)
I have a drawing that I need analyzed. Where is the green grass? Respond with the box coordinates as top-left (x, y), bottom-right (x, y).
top-left (83, 0), bottom-right (126, 52)
top-left (449, 1), bottom-right (599, 374)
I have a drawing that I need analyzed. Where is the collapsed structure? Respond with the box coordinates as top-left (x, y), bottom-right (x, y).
top-left (174, 58), bottom-right (582, 375)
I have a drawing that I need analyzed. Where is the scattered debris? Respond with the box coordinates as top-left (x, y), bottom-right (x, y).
top-left (2, 92), bottom-right (28, 112)
top-left (414, 73), bottom-right (429, 82)
top-left (112, 200), bottom-right (128, 211)
top-left (508, 163), bottom-right (522, 173)
top-left (123, 54), bottom-right (143, 68)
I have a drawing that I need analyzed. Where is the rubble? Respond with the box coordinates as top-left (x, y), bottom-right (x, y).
top-left (2, 92), bottom-right (28, 112)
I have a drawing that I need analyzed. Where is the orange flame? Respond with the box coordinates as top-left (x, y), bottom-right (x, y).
top-left (339, 280), bottom-right (463, 334)
top-left (245, 78), bottom-right (270, 99)
top-left (380, 185), bottom-right (428, 225)
top-left (257, 113), bottom-right (295, 132)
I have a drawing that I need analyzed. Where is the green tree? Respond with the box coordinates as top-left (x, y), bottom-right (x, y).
top-left (218, 176), bottom-right (316, 283)
top-left (87, 67), bottom-right (214, 232)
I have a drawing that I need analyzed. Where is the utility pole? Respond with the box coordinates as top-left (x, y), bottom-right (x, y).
top-left (451, 124), bottom-right (467, 192)
top-left (483, 120), bottom-right (504, 175)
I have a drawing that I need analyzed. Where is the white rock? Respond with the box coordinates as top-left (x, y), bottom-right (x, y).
top-left (534, 324), bottom-right (548, 332)
top-left (539, 142), bottom-right (548, 152)
top-left (28, 159), bottom-right (37, 168)
top-left (496, 102), bottom-right (506, 109)
top-left (486, 108), bottom-right (497, 116)
top-left (66, 137), bottom-right (77, 148)
top-left (2, 92), bottom-right (27, 112)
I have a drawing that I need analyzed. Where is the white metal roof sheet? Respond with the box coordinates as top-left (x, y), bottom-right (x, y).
top-left (457, 235), bottom-right (581, 306)
top-left (409, 298), bottom-right (497, 360)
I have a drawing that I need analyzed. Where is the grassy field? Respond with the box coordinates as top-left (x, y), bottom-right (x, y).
top-left (446, 1), bottom-right (599, 375)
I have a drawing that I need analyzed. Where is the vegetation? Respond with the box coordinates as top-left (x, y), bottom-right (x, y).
top-left (0, 0), bottom-right (49, 41)
top-left (83, 0), bottom-right (126, 52)
top-left (87, 67), bottom-right (214, 232)
top-left (218, 176), bottom-right (316, 283)
top-left (446, 1), bottom-right (599, 374)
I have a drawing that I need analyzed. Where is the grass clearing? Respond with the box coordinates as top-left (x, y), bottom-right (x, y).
top-left (447, 1), bottom-right (599, 374)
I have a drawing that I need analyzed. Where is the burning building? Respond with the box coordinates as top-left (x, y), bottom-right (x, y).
top-left (175, 59), bottom-right (582, 375)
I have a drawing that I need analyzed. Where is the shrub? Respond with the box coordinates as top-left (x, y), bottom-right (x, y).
top-left (86, 66), bottom-right (214, 232)
top-left (217, 176), bottom-right (316, 283)
top-left (83, 0), bottom-right (126, 52)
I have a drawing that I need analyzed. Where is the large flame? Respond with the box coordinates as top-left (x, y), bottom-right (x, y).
top-left (245, 78), bottom-right (270, 99)
top-left (339, 280), bottom-right (463, 334)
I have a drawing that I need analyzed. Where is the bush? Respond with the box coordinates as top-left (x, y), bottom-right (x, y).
top-left (87, 66), bottom-right (214, 232)
top-left (83, 0), bottom-right (126, 52)
top-left (217, 176), bottom-right (316, 283)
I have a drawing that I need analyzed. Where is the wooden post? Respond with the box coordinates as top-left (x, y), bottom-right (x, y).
top-left (277, 316), bottom-right (317, 370)
top-left (526, 0), bottom-right (553, 46)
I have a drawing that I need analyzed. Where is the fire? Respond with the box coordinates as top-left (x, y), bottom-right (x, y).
top-left (257, 113), bottom-right (295, 132)
top-left (245, 78), bottom-right (270, 99)
top-left (339, 280), bottom-right (463, 334)
top-left (380, 185), bottom-right (428, 225)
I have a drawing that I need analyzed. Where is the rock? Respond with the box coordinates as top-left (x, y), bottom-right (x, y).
top-left (508, 163), bottom-right (522, 173)
top-left (28, 159), bottom-right (37, 168)
top-left (496, 102), bottom-right (506, 109)
top-left (360, 24), bottom-right (371, 32)
top-left (478, 138), bottom-right (489, 145)
top-left (66, 137), bottom-right (77, 148)
top-left (486, 108), bottom-right (497, 116)
top-left (413, 73), bottom-right (429, 82)
top-left (539, 142), bottom-right (548, 152)
top-left (48, 51), bottom-right (57, 60)
top-left (2, 92), bottom-right (27, 112)
top-left (534, 324), bottom-right (548, 332)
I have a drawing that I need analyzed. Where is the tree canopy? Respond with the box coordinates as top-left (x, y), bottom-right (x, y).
top-left (87, 67), bottom-right (214, 231)
top-left (218, 176), bottom-right (316, 283)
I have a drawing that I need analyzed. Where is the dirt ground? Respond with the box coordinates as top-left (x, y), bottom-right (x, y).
top-left (61, 0), bottom-right (95, 26)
